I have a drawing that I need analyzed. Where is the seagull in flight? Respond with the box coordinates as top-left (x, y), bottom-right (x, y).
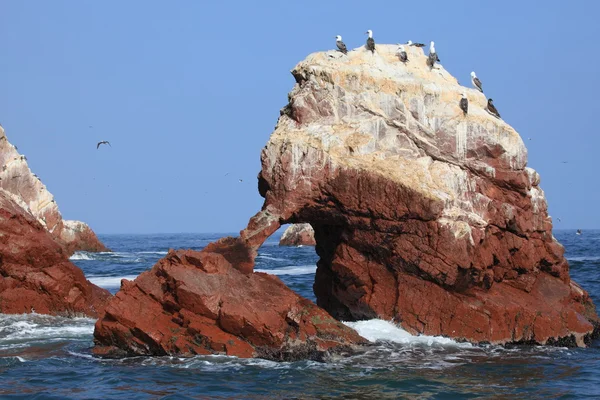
top-left (97, 141), bottom-right (111, 149)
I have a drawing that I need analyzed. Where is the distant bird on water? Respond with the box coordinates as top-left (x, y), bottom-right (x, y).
top-left (365, 30), bottom-right (375, 53)
top-left (471, 71), bottom-right (483, 93)
top-left (426, 41), bottom-right (440, 69)
top-left (335, 35), bottom-right (348, 54)
top-left (486, 99), bottom-right (501, 119)
top-left (407, 40), bottom-right (425, 48)
top-left (459, 93), bottom-right (468, 115)
top-left (397, 45), bottom-right (408, 63)
top-left (96, 141), bottom-right (111, 149)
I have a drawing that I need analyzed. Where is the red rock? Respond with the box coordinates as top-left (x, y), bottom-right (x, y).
top-left (0, 190), bottom-right (110, 317)
top-left (279, 223), bottom-right (316, 246)
top-left (0, 126), bottom-right (108, 255)
top-left (240, 46), bottom-right (598, 346)
top-left (93, 249), bottom-right (366, 360)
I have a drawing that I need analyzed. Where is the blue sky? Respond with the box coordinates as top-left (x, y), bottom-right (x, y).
top-left (0, 1), bottom-right (598, 233)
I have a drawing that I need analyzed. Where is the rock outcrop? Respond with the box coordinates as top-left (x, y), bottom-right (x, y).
top-left (279, 223), bottom-right (316, 246)
top-left (0, 126), bottom-right (108, 255)
top-left (93, 249), bottom-right (365, 360)
top-left (241, 44), bottom-right (597, 346)
top-left (0, 189), bottom-right (110, 317)
top-left (93, 44), bottom-right (599, 356)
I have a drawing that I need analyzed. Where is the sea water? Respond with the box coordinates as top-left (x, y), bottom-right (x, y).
top-left (0, 231), bottom-right (599, 398)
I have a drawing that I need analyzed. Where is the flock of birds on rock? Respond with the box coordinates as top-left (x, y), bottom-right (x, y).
top-left (335, 30), bottom-right (502, 120)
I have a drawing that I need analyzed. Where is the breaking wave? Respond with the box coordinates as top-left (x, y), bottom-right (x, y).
top-left (255, 265), bottom-right (316, 276)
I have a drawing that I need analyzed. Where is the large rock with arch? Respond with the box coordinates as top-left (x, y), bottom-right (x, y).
top-left (93, 44), bottom-right (599, 359)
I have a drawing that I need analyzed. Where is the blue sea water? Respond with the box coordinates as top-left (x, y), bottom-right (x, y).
top-left (0, 230), bottom-right (599, 399)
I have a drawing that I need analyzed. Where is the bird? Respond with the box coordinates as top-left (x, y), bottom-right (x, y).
top-left (407, 40), bottom-right (425, 47)
top-left (96, 140), bottom-right (111, 149)
top-left (238, 179), bottom-right (243, 183)
top-left (486, 98), bottom-right (501, 119)
top-left (426, 41), bottom-right (439, 69)
top-left (471, 71), bottom-right (483, 93)
top-left (365, 30), bottom-right (375, 53)
top-left (397, 45), bottom-right (408, 63)
top-left (576, 229), bottom-right (582, 235)
top-left (557, 217), bottom-right (562, 222)
top-left (335, 35), bottom-right (348, 54)
top-left (459, 93), bottom-right (468, 115)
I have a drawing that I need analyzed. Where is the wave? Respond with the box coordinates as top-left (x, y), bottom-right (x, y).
top-left (255, 265), bottom-right (316, 276)
top-left (257, 255), bottom-right (288, 262)
top-left (344, 319), bottom-right (472, 347)
top-left (87, 275), bottom-right (139, 288)
top-left (69, 252), bottom-right (95, 260)
top-left (567, 256), bottom-right (600, 262)
top-left (0, 314), bottom-right (95, 344)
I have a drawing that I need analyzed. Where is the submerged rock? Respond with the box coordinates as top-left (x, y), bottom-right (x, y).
top-left (0, 190), bottom-right (110, 317)
top-left (0, 125), bottom-right (108, 255)
top-left (279, 223), bottom-right (316, 246)
top-left (93, 249), bottom-right (365, 360)
top-left (244, 44), bottom-right (597, 346)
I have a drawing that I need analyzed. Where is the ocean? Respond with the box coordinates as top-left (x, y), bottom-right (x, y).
top-left (0, 230), bottom-right (599, 399)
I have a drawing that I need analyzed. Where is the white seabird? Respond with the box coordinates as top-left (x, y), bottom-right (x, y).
top-left (365, 30), bottom-right (375, 53)
top-left (471, 71), bottom-right (483, 92)
top-left (397, 45), bottom-right (408, 63)
top-left (335, 35), bottom-right (347, 54)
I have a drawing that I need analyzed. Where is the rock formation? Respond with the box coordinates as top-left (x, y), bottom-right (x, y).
top-left (244, 44), bottom-right (597, 346)
top-left (93, 249), bottom-right (365, 360)
top-left (0, 189), bottom-right (110, 317)
top-left (279, 223), bottom-right (316, 246)
top-left (94, 44), bottom-right (599, 358)
top-left (0, 125), bottom-right (108, 255)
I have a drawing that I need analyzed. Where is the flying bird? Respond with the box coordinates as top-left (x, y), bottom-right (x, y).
top-left (471, 71), bottom-right (483, 93)
top-left (397, 45), bottom-right (408, 63)
top-left (486, 99), bottom-right (501, 119)
top-left (407, 40), bottom-right (426, 47)
top-left (96, 141), bottom-right (111, 149)
top-left (426, 41), bottom-right (439, 69)
top-left (335, 35), bottom-right (348, 54)
top-left (459, 93), bottom-right (468, 115)
top-left (365, 30), bottom-right (375, 53)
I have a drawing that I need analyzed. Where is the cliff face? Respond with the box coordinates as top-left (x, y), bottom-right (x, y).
top-left (279, 223), bottom-right (316, 246)
top-left (0, 189), bottom-right (111, 317)
top-left (0, 125), bottom-right (107, 254)
top-left (246, 44), bottom-right (597, 346)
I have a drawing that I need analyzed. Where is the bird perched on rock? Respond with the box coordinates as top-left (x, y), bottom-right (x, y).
top-left (97, 140), bottom-right (111, 149)
top-left (365, 30), bottom-right (375, 53)
top-left (460, 93), bottom-right (468, 115)
top-left (426, 41), bottom-right (440, 69)
top-left (335, 35), bottom-right (348, 54)
top-left (407, 40), bottom-right (425, 47)
top-left (397, 45), bottom-right (408, 63)
top-left (486, 99), bottom-right (501, 119)
top-left (471, 71), bottom-right (483, 93)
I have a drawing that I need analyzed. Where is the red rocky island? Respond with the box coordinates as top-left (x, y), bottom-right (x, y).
top-left (94, 44), bottom-right (598, 358)
top-left (0, 125), bottom-right (110, 316)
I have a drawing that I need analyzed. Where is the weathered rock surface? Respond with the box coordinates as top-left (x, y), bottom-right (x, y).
top-left (0, 126), bottom-right (108, 255)
top-left (93, 249), bottom-right (365, 360)
top-left (0, 189), bottom-right (110, 317)
top-left (279, 223), bottom-right (316, 246)
top-left (241, 44), bottom-right (598, 346)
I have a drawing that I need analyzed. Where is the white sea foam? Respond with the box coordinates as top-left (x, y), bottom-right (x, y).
top-left (87, 275), bottom-right (138, 288)
top-left (138, 251), bottom-right (168, 255)
top-left (567, 256), bottom-right (600, 262)
top-left (69, 252), bottom-right (94, 260)
top-left (0, 314), bottom-right (95, 344)
top-left (344, 319), bottom-right (471, 347)
top-left (255, 265), bottom-right (316, 276)
top-left (257, 255), bottom-right (288, 262)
